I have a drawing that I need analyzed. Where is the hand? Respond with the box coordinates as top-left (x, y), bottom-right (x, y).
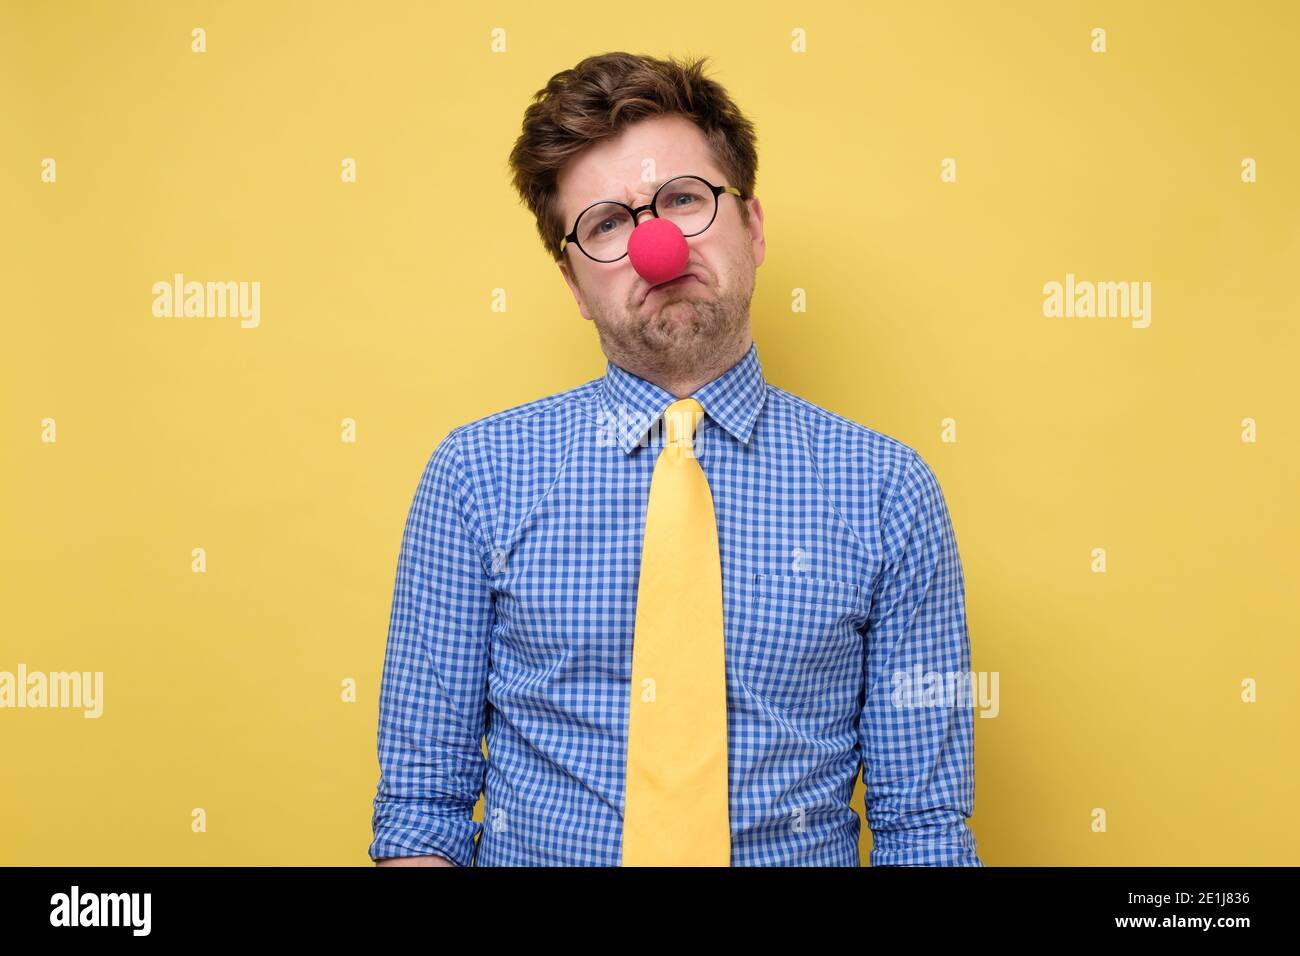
top-left (375, 854), bottom-right (456, 867)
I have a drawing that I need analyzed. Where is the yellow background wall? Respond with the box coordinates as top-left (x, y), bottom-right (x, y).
top-left (2, 0), bottom-right (1296, 865)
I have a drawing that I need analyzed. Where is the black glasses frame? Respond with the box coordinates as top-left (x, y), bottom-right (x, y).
top-left (560, 174), bottom-right (744, 262)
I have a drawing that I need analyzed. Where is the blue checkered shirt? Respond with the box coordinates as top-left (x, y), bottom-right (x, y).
top-left (369, 342), bottom-right (982, 866)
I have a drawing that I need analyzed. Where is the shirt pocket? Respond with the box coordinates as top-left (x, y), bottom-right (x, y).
top-left (738, 572), bottom-right (865, 713)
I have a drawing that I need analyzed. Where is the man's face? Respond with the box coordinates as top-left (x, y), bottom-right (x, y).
top-left (556, 113), bottom-right (765, 380)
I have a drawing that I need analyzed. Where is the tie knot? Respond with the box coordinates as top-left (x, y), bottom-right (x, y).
top-left (662, 397), bottom-right (704, 451)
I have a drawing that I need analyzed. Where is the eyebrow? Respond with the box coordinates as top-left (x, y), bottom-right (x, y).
top-left (587, 174), bottom-right (685, 210)
top-left (638, 175), bottom-right (678, 194)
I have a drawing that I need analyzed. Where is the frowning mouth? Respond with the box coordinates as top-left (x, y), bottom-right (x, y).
top-left (640, 273), bottom-right (701, 303)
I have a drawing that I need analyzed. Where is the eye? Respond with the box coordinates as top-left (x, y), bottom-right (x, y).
top-left (582, 208), bottom-right (630, 242)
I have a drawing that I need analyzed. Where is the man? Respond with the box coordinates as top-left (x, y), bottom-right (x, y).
top-left (370, 52), bottom-right (982, 867)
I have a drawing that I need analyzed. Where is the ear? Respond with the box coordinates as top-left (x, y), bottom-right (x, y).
top-left (744, 196), bottom-right (766, 269)
top-left (558, 258), bottom-right (593, 322)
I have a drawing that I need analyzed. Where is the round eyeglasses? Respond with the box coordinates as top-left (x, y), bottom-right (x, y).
top-left (560, 175), bottom-right (744, 263)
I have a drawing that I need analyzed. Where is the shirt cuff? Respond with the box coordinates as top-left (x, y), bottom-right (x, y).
top-left (870, 830), bottom-right (984, 867)
top-left (369, 810), bottom-right (481, 867)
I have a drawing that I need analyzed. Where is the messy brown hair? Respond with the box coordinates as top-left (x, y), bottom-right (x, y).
top-left (507, 51), bottom-right (758, 263)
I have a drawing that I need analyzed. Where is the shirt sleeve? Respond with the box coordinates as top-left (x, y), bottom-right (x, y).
top-left (859, 450), bottom-right (983, 867)
top-left (368, 429), bottom-right (494, 866)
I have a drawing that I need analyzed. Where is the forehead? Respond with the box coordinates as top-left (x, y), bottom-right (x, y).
top-left (557, 114), bottom-right (724, 220)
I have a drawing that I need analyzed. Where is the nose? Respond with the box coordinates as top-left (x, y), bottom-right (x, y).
top-left (627, 217), bottom-right (689, 285)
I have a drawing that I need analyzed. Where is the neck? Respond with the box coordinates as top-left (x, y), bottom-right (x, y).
top-left (617, 331), bottom-right (753, 399)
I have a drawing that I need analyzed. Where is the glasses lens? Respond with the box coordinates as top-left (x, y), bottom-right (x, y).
top-left (655, 177), bottom-right (716, 236)
top-left (575, 202), bottom-right (635, 262)
top-left (573, 178), bottom-right (719, 261)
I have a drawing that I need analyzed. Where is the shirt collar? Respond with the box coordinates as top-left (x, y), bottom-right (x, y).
top-left (597, 341), bottom-right (767, 455)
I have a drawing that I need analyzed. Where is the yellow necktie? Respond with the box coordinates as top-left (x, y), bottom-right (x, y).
top-left (621, 397), bottom-right (731, 866)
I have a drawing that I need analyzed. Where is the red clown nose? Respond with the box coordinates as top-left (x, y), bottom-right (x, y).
top-left (626, 217), bottom-right (690, 286)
